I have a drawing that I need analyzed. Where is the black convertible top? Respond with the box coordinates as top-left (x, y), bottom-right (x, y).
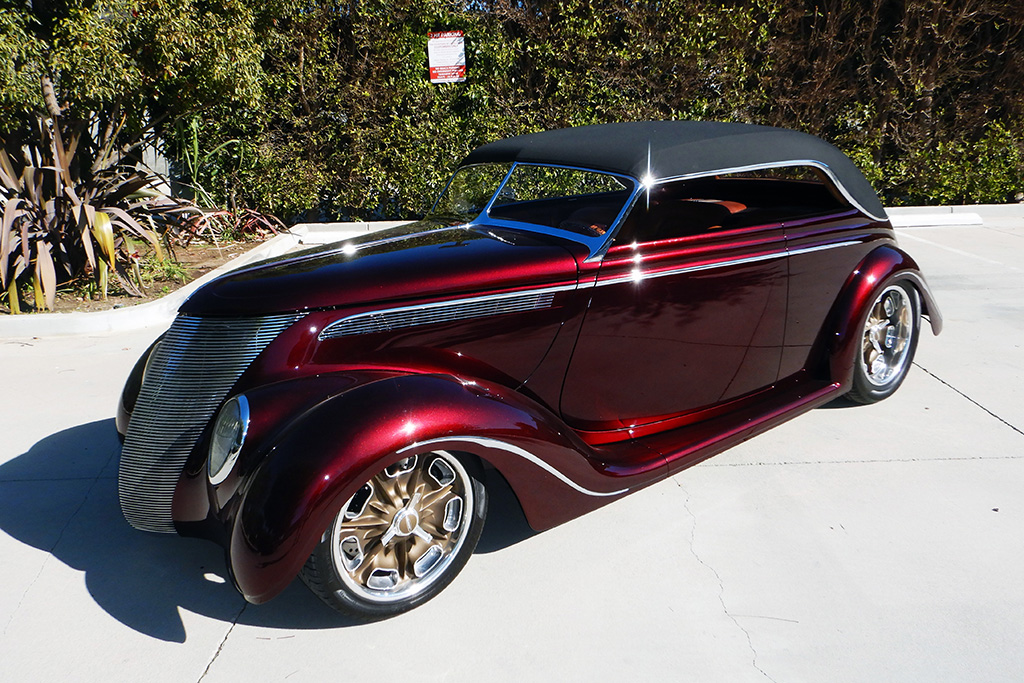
top-left (461, 121), bottom-right (886, 220)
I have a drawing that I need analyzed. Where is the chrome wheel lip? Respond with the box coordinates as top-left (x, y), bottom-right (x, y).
top-left (861, 285), bottom-right (914, 387)
top-left (329, 450), bottom-right (474, 605)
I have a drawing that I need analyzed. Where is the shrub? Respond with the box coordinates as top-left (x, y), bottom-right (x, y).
top-left (0, 113), bottom-right (180, 313)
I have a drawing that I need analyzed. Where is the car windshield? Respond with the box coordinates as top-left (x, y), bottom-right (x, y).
top-left (429, 162), bottom-right (635, 239)
top-left (430, 163), bottom-right (513, 223)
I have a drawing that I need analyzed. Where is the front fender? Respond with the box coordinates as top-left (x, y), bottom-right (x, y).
top-left (227, 373), bottom-right (641, 604)
top-left (828, 245), bottom-right (943, 387)
top-left (116, 335), bottom-right (164, 438)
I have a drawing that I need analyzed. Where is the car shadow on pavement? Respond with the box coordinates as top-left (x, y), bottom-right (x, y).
top-left (820, 395), bottom-right (861, 409)
top-left (477, 468), bottom-right (538, 552)
top-left (0, 419), bottom-right (536, 641)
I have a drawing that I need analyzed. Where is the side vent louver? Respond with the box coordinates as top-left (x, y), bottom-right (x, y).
top-left (319, 288), bottom-right (566, 340)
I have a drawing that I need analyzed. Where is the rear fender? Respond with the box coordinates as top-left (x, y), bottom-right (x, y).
top-left (228, 373), bottom-right (635, 604)
top-left (828, 245), bottom-right (943, 387)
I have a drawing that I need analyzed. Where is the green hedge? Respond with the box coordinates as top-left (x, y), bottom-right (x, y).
top-left (5, 0), bottom-right (1023, 220)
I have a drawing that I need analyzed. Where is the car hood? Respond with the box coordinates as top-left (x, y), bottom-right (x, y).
top-left (180, 221), bottom-right (583, 317)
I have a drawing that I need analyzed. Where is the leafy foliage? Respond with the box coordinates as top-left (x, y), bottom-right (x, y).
top-left (3, 0), bottom-right (1023, 236)
top-left (180, 0), bottom-right (1023, 220)
top-left (175, 207), bottom-right (284, 246)
top-left (0, 8), bottom-right (45, 131)
top-left (0, 112), bottom-right (183, 312)
top-left (0, 0), bottom-right (290, 311)
top-left (761, 0), bottom-right (1024, 205)
top-left (185, 0), bottom-right (777, 220)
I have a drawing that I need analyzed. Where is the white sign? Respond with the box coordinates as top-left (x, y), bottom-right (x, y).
top-left (428, 30), bottom-right (466, 84)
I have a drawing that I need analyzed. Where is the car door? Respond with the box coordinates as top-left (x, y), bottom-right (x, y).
top-left (560, 185), bottom-right (789, 434)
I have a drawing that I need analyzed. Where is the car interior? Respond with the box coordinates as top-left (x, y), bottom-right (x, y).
top-left (615, 169), bottom-right (854, 244)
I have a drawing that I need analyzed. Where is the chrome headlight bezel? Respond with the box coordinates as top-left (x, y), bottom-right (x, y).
top-left (208, 395), bottom-right (250, 485)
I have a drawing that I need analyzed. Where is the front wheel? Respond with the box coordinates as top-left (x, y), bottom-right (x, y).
top-left (300, 450), bottom-right (487, 620)
top-left (846, 282), bottom-right (920, 404)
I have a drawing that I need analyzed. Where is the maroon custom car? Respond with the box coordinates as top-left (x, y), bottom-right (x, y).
top-left (117, 121), bottom-right (942, 618)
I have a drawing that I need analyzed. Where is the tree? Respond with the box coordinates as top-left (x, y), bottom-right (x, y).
top-left (0, 0), bottom-right (286, 312)
top-left (203, 0), bottom-right (780, 220)
top-left (760, 0), bottom-right (1024, 202)
top-left (6, 0), bottom-right (1021, 233)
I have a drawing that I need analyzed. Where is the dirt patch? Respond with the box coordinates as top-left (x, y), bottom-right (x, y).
top-left (3, 240), bottom-right (259, 315)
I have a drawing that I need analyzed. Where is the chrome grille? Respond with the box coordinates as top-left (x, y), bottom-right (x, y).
top-left (118, 313), bottom-right (304, 532)
top-left (319, 288), bottom-right (561, 340)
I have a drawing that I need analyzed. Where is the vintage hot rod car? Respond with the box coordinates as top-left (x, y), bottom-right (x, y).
top-left (117, 121), bottom-right (941, 618)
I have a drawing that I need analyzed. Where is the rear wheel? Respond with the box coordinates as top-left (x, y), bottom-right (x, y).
top-left (300, 450), bottom-right (486, 619)
top-left (846, 282), bottom-right (920, 404)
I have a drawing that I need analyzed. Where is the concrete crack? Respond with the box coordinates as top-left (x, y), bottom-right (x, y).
top-left (3, 560), bottom-right (47, 637)
top-left (197, 601), bottom-right (247, 682)
top-left (675, 478), bottom-right (777, 682)
top-left (3, 447), bottom-right (116, 636)
top-left (914, 362), bottom-right (1024, 437)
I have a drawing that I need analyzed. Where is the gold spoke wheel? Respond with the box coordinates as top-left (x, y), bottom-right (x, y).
top-left (301, 450), bottom-right (485, 618)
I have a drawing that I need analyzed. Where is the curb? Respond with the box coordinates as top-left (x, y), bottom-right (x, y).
top-left (886, 203), bottom-right (1024, 227)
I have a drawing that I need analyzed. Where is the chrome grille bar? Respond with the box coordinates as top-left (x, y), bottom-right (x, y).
top-left (118, 313), bottom-right (303, 532)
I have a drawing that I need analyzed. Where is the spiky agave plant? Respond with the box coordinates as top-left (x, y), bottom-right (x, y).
top-left (0, 113), bottom-right (185, 313)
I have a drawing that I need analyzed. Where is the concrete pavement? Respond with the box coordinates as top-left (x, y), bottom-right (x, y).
top-left (1, 208), bottom-right (1022, 682)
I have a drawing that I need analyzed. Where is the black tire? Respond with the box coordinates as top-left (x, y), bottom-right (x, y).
top-left (300, 450), bottom-right (487, 620)
top-left (846, 281), bottom-right (920, 404)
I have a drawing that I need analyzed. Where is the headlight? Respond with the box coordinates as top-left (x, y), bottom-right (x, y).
top-left (208, 395), bottom-right (249, 485)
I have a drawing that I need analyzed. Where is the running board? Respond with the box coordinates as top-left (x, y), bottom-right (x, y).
top-left (635, 378), bottom-right (844, 475)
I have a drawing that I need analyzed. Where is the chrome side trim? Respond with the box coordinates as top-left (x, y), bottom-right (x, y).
top-left (397, 436), bottom-right (628, 497)
top-left (789, 240), bottom-right (863, 257)
top-left (595, 240), bottom-right (860, 288)
top-left (319, 283), bottom-right (578, 340)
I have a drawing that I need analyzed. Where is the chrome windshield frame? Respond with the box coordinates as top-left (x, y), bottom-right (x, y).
top-left (431, 162), bottom-right (643, 262)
